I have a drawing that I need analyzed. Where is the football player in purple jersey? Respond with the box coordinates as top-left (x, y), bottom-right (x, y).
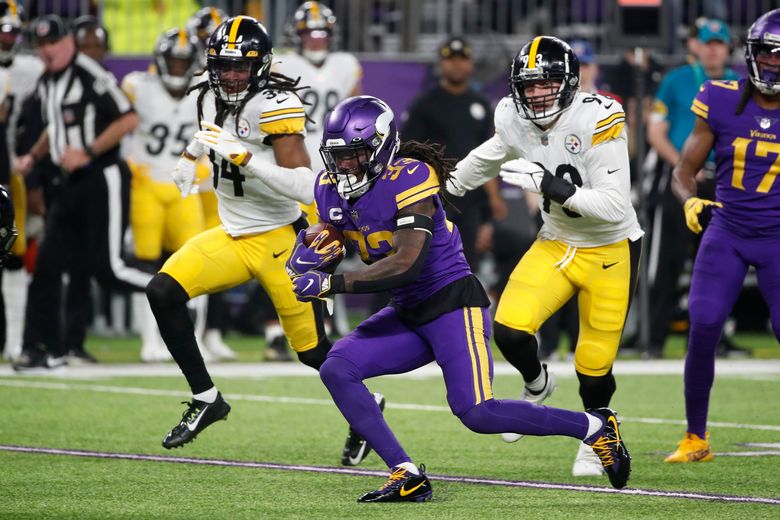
top-left (668, 9), bottom-right (780, 463)
top-left (286, 95), bottom-right (631, 502)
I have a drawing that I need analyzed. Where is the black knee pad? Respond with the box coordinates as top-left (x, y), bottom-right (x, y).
top-left (145, 273), bottom-right (189, 309)
top-left (297, 336), bottom-right (333, 371)
top-left (493, 323), bottom-right (536, 357)
top-left (576, 370), bottom-right (616, 410)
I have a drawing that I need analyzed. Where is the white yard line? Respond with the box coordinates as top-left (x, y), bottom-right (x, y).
top-left (2, 378), bottom-right (779, 432)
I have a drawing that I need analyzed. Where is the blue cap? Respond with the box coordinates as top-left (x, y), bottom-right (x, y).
top-left (570, 39), bottom-right (595, 65)
top-left (697, 18), bottom-right (730, 43)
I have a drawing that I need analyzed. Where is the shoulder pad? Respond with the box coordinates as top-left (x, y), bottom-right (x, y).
top-left (494, 97), bottom-right (516, 134)
top-left (254, 90), bottom-right (306, 136)
top-left (587, 94), bottom-right (626, 147)
top-left (380, 158), bottom-right (440, 211)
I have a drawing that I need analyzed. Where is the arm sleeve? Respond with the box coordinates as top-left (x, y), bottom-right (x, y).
top-left (448, 133), bottom-right (513, 195)
top-left (562, 137), bottom-right (632, 223)
top-left (243, 154), bottom-right (316, 204)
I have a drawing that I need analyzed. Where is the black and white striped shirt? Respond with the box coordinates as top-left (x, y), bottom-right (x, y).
top-left (38, 53), bottom-right (132, 169)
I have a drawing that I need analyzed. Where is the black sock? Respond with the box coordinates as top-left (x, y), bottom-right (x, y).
top-left (494, 323), bottom-right (542, 383)
top-left (147, 274), bottom-right (214, 394)
top-left (577, 370), bottom-right (616, 409)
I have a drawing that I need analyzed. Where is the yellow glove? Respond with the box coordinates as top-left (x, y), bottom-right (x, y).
top-left (683, 197), bottom-right (722, 234)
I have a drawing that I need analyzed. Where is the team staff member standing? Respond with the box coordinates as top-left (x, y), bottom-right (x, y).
top-left (645, 18), bottom-right (739, 358)
top-left (403, 36), bottom-right (506, 270)
top-left (12, 15), bottom-right (150, 371)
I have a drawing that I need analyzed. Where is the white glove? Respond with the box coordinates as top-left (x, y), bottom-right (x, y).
top-left (194, 121), bottom-right (249, 166)
top-left (499, 158), bottom-right (546, 193)
top-left (172, 155), bottom-right (197, 197)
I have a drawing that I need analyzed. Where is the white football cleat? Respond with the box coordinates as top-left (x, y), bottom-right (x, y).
top-left (502, 364), bottom-right (557, 443)
top-left (203, 329), bottom-right (238, 361)
top-left (572, 441), bottom-right (606, 477)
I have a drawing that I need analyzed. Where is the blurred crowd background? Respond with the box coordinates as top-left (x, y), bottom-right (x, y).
top-left (4, 0), bottom-right (780, 365)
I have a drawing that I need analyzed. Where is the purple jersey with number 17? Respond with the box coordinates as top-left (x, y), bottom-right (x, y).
top-left (313, 157), bottom-right (471, 308)
top-left (693, 78), bottom-right (780, 237)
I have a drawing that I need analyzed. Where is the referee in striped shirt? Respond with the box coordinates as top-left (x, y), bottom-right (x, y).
top-left (12, 15), bottom-right (152, 370)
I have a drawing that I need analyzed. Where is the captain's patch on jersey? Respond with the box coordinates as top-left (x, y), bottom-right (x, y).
top-left (237, 118), bottom-right (251, 138)
top-left (565, 134), bottom-right (581, 154)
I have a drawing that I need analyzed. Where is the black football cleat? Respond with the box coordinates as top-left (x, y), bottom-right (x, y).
top-left (584, 407), bottom-right (631, 489)
top-left (357, 464), bottom-right (432, 503)
top-left (162, 393), bottom-right (231, 449)
top-left (342, 392), bottom-right (385, 466)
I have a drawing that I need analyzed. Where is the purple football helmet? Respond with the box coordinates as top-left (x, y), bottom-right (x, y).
top-left (320, 95), bottom-right (400, 199)
top-left (746, 9), bottom-right (780, 95)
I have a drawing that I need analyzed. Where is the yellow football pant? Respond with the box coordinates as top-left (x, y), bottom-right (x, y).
top-left (130, 165), bottom-right (204, 260)
top-left (9, 172), bottom-right (25, 257)
top-left (161, 224), bottom-right (320, 352)
top-left (495, 238), bottom-right (639, 376)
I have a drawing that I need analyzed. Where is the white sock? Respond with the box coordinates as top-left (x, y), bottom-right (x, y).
top-left (394, 462), bottom-right (419, 475)
top-left (264, 322), bottom-right (284, 342)
top-left (526, 367), bottom-right (547, 393)
top-left (584, 413), bottom-right (603, 440)
top-left (193, 387), bottom-right (218, 404)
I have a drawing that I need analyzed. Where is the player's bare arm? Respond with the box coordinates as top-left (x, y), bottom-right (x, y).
top-left (672, 115), bottom-right (721, 234)
top-left (672, 116), bottom-right (715, 202)
top-left (269, 133), bottom-right (311, 169)
top-left (341, 198), bottom-right (435, 293)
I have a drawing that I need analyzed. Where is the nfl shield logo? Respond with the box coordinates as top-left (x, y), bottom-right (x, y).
top-left (761, 117), bottom-right (772, 129)
top-left (349, 209), bottom-right (360, 221)
top-left (565, 134), bottom-right (581, 154)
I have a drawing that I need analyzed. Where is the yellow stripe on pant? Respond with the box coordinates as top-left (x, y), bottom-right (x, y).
top-left (495, 238), bottom-right (635, 376)
top-left (463, 307), bottom-right (493, 405)
top-left (161, 225), bottom-right (320, 352)
top-left (9, 172), bottom-right (25, 257)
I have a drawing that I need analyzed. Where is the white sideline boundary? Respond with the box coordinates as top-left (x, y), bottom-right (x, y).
top-left (1, 378), bottom-right (779, 432)
top-left (1, 358), bottom-right (780, 379)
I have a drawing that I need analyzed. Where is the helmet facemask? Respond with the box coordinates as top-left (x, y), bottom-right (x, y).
top-left (320, 142), bottom-right (377, 199)
top-left (511, 67), bottom-right (576, 126)
top-left (155, 30), bottom-right (201, 95)
top-left (207, 54), bottom-right (270, 105)
top-left (0, 18), bottom-right (20, 63)
top-left (747, 41), bottom-right (780, 95)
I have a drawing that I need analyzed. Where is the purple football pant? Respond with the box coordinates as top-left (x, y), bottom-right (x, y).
top-left (685, 225), bottom-right (780, 437)
top-left (319, 305), bottom-right (590, 469)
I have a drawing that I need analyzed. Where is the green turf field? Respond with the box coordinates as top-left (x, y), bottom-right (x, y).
top-left (1, 334), bottom-right (779, 519)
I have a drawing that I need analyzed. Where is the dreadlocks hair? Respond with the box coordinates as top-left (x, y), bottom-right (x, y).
top-left (736, 80), bottom-right (755, 115)
top-left (188, 70), bottom-right (312, 134)
top-left (397, 140), bottom-right (458, 208)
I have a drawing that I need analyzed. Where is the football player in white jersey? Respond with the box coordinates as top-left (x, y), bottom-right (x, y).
top-left (146, 17), bottom-right (378, 461)
top-left (0, 1), bottom-right (43, 362)
top-left (274, 1), bottom-right (362, 175)
top-left (271, 1), bottom-right (362, 354)
top-left (448, 36), bottom-right (644, 477)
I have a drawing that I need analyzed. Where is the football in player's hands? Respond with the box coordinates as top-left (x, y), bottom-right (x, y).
top-left (304, 223), bottom-right (344, 249)
top-left (286, 223), bottom-right (346, 278)
top-left (304, 223), bottom-right (346, 272)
